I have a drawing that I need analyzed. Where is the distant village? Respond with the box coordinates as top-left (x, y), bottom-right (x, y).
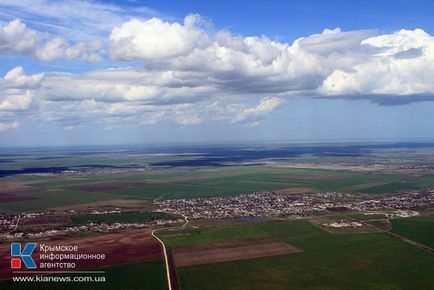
top-left (55, 166), bottom-right (165, 177)
top-left (156, 190), bottom-right (434, 219)
top-left (0, 211), bottom-right (183, 241)
top-left (1, 189), bottom-right (433, 241)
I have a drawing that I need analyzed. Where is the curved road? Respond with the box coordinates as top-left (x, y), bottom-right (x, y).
top-left (152, 214), bottom-right (189, 290)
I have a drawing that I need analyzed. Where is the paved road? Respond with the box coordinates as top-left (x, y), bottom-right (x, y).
top-left (152, 214), bottom-right (189, 290)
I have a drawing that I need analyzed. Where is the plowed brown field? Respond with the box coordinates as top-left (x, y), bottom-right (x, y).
top-left (0, 230), bottom-right (162, 280)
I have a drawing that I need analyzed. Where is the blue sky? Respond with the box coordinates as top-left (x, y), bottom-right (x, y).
top-left (1, 0), bottom-right (434, 146)
top-left (125, 0), bottom-right (434, 37)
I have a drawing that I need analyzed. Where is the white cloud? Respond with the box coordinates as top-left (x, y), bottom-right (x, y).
top-left (37, 68), bottom-right (211, 105)
top-left (321, 29), bottom-right (434, 96)
top-left (110, 15), bottom-right (207, 60)
top-left (4, 66), bottom-right (44, 88)
top-left (0, 19), bottom-right (103, 61)
top-left (35, 38), bottom-right (103, 62)
top-left (0, 0), bottom-right (158, 41)
top-left (140, 111), bottom-right (165, 125)
top-left (108, 16), bottom-right (434, 102)
top-left (0, 121), bottom-right (18, 131)
top-left (4, 11), bottom-right (434, 131)
top-left (0, 66), bottom-right (42, 111)
top-left (174, 112), bottom-right (202, 125)
top-left (298, 28), bottom-right (376, 55)
top-left (0, 19), bottom-right (38, 53)
top-left (232, 97), bottom-right (284, 123)
top-left (361, 28), bottom-right (431, 56)
top-left (0, 90), bottom-right (33, 111)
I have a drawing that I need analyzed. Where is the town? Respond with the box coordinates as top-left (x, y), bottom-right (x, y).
top-left (0, 211), bottom-right (183, 241)
top-left (156, 190), bottom-right (434, 219)
top-left (1, 189), bottom-right (433, 242)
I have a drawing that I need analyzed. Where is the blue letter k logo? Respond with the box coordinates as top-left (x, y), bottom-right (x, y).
top-left (11, 243), bottom-right (37, 269)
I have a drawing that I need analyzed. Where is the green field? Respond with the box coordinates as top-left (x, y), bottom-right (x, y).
top-left (391, 217), bottom-right (434, 248)
top-left (0, 189), bottom-right (120, 212)
top-left (2, 148), bottom-right (434, 289)
top-left (0, 152), bottom-right (199, 171)
top-left (358, 181), bottom-right (421, 194)
top-left (0, 259), bottom-right (167, 290)
top-left (3, 165), bottom-right (434, 212)
top-left (71, 212), bottom-right (173, 224)
top-left (169, 221), bottom-right (434, 290)
top-left (365, 219), bottom-right (390, 231)
top-left (0, 166), bottom-right (434, 212)
top-left (163, 224), bottom-right (270, 248)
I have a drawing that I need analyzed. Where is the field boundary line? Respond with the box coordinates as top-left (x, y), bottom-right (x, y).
top-left (360, 221), bottom-right (434, 254)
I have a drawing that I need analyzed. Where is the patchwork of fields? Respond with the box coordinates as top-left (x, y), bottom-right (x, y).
top-left (2, 165), bottom-right (434, 212)
top-left (165, 221), bottom-right (434, 290)
top-left (1, 146), bottom-right (433, 289)
top-left (0, 229), bottom-right (162, 280)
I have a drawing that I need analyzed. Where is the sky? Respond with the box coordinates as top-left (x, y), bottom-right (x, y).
top-left (1, 0), bottom-right (434, 146)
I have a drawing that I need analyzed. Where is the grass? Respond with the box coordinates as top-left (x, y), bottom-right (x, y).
top-left (0, 152), bottom-right (198, 170)
top-left (0, 190), bottom-right (120, 212)
top-left (365, 219), bottom-right (390, 230)
top-left (359, 182), bottom-right (421, 194)
top-left (71, 211), bottom-right (173, 224)
top-left (174, 221), bottom-right (434, 290)
top-left (162, 224), bottom-right (270, 248)
top-left (391, 217), bottom-right (434, 248)
top-left (3, 165), bottom-right (434, 211)
top-left (103, 168), bottom-right (434, 198)
top-left (0, 259), bottom-right (167, 290)
top-left (107, 183), bottom-right (248, 199)
top-left (104, 167), bottom-right (423, 199)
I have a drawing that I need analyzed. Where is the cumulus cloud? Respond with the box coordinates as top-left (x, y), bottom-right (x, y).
top-left (0, 66), bottom-right (43, 111)
top-left (108, 15), bottom-right (434, 103)
top-left (4, 12), bottom-right (434, 132)
top-left (232, 97), bottom-right (284, 123)
top-left (321, 29), bottom-right (434, 96)
top-left (361, 28), bottom-right (431, 56)
top-left (0, 90), bottom-right (33, 111)
top-left (35, 38), bottom-right (103, 62)
top-left (4, 66), bottom-right (44, 88)
top-left (0, 19), bottom-right (38, 53)
top-left (110, 14), bottom-right (207, 60)
top-left (0, 19), bottom-right (103, 61)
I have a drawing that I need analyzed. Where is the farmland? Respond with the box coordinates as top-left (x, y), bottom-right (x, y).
top-left (163, 224), bottom-right (270, 248)
top-left (0, 260), bottom-right (167, 290)
top-left (71, 211), bottom-right (174, 225)
top-left (1, 143), bottom-right (434, 290)
top-left (172, 237), bottom-right (301, 267)
top-left (0, 229), bottom-right (163, 280)
top-left (3, 163), bottom-right (434, 213)
top-left (391, 217), bottom-right (434, 247)
top-left (171, 221), bottom-right (434, 290)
